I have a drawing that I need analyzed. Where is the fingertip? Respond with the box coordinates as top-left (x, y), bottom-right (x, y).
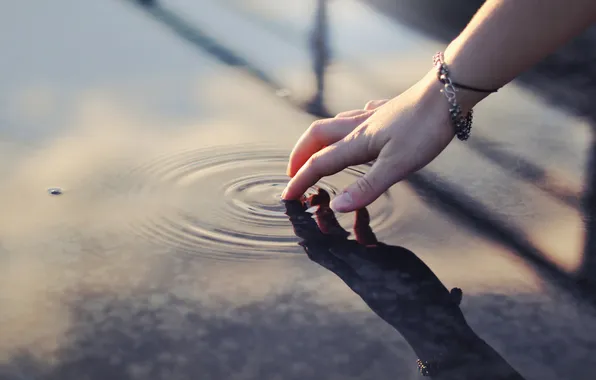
top-left (280, 178), bottom-right (302, 201)
top-left (329, 192), bottom-right (354, 213)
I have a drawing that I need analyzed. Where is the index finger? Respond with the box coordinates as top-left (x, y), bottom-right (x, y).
top-left (287, 112), bottom-right (373, 177)
top-left (282, 136), bottom-right (373, 200)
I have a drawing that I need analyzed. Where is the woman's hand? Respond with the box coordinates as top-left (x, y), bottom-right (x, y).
top-left (282, 70), bottom-right (483, 213)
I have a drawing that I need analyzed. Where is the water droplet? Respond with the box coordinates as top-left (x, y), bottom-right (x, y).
top-left (276, 89), bottom-right (291, 98)
top-left (48, 187), bottom-right (63, 195)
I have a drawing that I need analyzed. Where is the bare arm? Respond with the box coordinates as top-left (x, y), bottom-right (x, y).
top-left (447, 0), bottom-right (596, 111)
top-left (449, 0), bottom-right (596, 89)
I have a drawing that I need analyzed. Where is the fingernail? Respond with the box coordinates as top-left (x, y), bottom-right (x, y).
top-left (281, 187), bottom-right (288, 199)
top-left (330, 192), bottom-right (352, 212)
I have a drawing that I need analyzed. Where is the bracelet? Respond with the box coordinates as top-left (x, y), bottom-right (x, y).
top-left (432, 52), bottom-right (474, 141)
top-left (451, 81), bottom-right (499, 94)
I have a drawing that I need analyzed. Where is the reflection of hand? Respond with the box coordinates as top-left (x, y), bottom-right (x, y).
top-left (281, 71), bottom-right (485, 213)
top-left (285, 189), bottom-right (525, 379)
top-left (287, 190), bottom-right (467, 343)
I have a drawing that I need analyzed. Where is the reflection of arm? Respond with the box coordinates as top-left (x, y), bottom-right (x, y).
top-left (325, 245), bottom-right (525, 380)
top-left (312, 245), bottom-right (526, 379)
top-left (286, 197), bottom-right (526, 379)
top-left (443, 0), bottom-right (596, 111)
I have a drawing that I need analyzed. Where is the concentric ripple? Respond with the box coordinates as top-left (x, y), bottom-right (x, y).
top-left (126, 145), bottom-right (400, 261)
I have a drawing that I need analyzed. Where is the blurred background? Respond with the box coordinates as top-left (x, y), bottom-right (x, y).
top-left (0, 0), bottom-right (595, 379)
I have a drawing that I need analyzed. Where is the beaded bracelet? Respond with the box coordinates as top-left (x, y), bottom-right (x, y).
top-left (432, 52), bottom-right (477, 141)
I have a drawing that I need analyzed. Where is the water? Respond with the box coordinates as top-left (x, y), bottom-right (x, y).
top-left (126, 145), bottom-right (398, 261)
top-left (1, 0), bottom-right (596, 379)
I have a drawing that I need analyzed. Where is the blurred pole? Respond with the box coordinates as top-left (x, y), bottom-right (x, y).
top-left (138, 0), bottom-right (156, 7)
top-left (578, 136), bottom-right (596, 300)
top-left (306, 0), bottom-right (331, 117)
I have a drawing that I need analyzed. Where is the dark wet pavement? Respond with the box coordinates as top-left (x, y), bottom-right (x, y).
top-left (1, 1), bottom-right (595, 379)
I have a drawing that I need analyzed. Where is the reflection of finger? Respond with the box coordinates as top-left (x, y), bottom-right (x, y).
top-left (335, 109), bottom-right (369, 118)
top-left (450, 287), bottom-right (463, 306)
top-left (307, 188), bottom-right (331, 207)
top-left (283, 132), bottom-right (374, 201)
top-left (318, 210), bottom-right (351, 239)
top-left (283, 200), bottom-right (323, 241)
top-left (364, 99), bottom-right (389, 111)
top-left (354, 208), bottom-right (378, 246)
top-left (307, 190), bottom-right (350, 238)
top-left (285, 112), bottom-right (374, 178)
top-left (316, 207), bottom-right (350, 238)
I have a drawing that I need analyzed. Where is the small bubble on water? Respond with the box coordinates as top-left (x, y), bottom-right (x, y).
top-left (47, 187), bottom-right (63, 195)
top-left (276, 89), bottom-right (291, 98)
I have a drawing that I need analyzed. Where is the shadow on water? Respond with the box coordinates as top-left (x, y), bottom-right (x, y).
top-left (578, 142), bottom-right (596, 294)
top-left (466, 136), bottom-right (581, 210)
top-left (285, 189), bottom-right (526, 379)
top-left (130, 0), bottom-right (596, 305)
top-left (127, 0), bottom-right (333, 118)
top-left (405, 171), bottom-right (587, 300)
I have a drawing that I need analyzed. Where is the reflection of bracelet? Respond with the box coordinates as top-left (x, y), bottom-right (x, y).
top-left (432, 52), bottom-right (477, 141)
top-left (416, 347), bottom-right (473, 377)
top-left (417, 357), bottom-right (440, 376)
top-left (417, 354), bottom-right (461, 377)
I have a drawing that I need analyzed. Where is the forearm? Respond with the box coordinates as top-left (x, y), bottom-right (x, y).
top-left (444, 0), bottom-right (596, 98)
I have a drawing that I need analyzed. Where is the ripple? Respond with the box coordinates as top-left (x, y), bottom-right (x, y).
top-left (126, 145), bottom-right (400, 261)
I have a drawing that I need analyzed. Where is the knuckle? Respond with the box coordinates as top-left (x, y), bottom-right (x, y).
top-left (364, 100), bottom-right (376, 110)
top-left (351, 110), bottom-right (374, 122)
top-left (356, 175), bottom-right (375, 194)
top-left (347, 123), bottom-right (369, 140)
top-left (364, 99), bottom-right (388, 110)
top-left (307, 119), bottom-right (328, 140)
top-left (306, 152), bottom-right (324, 171)
top-left (335, 110), bottom-right (362, 118)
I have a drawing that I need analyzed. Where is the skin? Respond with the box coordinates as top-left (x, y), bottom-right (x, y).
top-left (281, 0), bottom-right (596, 212)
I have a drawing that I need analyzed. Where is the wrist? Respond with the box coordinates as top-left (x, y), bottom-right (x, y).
top-left (418, 67), bottom-right (488, 116)
top-left (413, 62), bottom-right (490, 143)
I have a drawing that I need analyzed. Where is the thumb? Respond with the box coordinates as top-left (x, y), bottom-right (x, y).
top-left (330, 157), bottom-right (396, 213)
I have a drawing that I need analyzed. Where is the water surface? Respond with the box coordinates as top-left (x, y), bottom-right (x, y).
top-left (1, 1), bottom-right (595, 379)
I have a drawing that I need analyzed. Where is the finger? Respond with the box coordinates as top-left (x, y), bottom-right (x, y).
top-left (335, 109), bottom-right (369, 118)
top-left (330, 152), bottom-right (399, 213)
top-left (354, 208), bottom-right (378, 246)
top-left (364, 99), bottom-right (389, 111)
top-left (286, 111), bottom-right (374, 177)
top-left (283, 134), bottom-right (374, 200)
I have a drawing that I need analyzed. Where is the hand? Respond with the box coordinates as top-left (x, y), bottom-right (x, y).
top-left (282, 70), bottom-right (483, 213)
